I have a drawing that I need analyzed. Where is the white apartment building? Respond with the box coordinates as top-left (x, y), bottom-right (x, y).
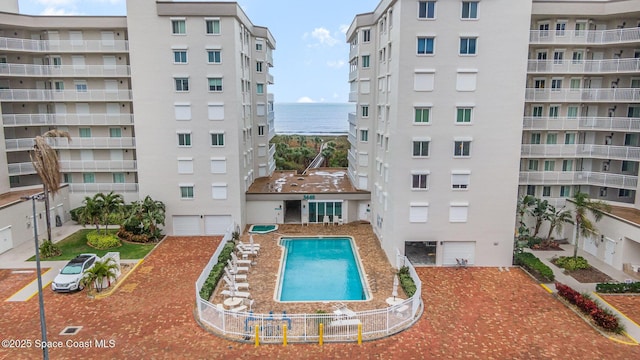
top-left (346, 0), bottom-right (532, 267)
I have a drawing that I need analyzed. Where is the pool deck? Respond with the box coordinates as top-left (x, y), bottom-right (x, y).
top-left (211, 223), bottom-right (397, 314)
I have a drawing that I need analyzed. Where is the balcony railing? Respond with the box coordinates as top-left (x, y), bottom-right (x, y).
top-left (8, 160), bottom-right (137, 175)
top-left (0, 37), bottom-right (129, 52)
top-left (525, 88), bottom-right (640, 102)
top-left (519, 171), bottom-right (638, 190)
top-left (348, 149), bottom-right (357, 164)
top-left (0, 89), bottom-right (133, 102)
top-left (521, 144), bottom-right (640, 161)
top-left (348, 132), bottom-right (357, 146)
top-left (523, 116), bottom-right (640, 132)
top-left (2, 113), bottom-right (134, 127)
top-left (0, 63), bottom-right (131, 77)
top-left (268, 144), bottom-right (276, 158)
top-left (529, 28), bottom-right (640, 45)
top-left (68, 183), bottom-right (138, 193)
top-left (266, 73), bottom-right (274, 84)
top-left (349, 69), bottom-right (358, 82)
top-left (348, 112), bottom-right (357, 126)
top-left (348, 91), bottom-right (358, 103)
top-left (527, 58), bottom-right (640, 74)
top-left (5, 137), bottom-right (136, 151)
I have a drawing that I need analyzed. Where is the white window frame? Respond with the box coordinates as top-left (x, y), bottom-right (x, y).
top-left (211, 183), bottom-right (228, 200)
top-left (177, 157), bottom-right (194, 174)
top-left (210, 131), bottom-right (225, 147)
top-left (210, 157), bottom-right (227, 174)
top-left (453, 138), bottom-right (472, 158)
top-left (205, 18), bottom-right (221, 35)
top-left (177, 131), bottom-right (192, 147)
top-left (451, 170), bottom-right (471, 190)
top-left (171, 18), bottom-right (186, 35)
top-left (179, 184), bottom-right (194, 199)
top-left (409, 203), bottom-right (429, 223)
top-left (411, 171), bottom-right (430, 190)
top-left (174, 77), bottom-right (189, 92)
top-left (449, 202), bottom-right (469, 223)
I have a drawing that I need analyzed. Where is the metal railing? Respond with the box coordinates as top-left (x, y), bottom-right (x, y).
top-left (529, 28), bottom-right (640, 45)
top-left (5, 137), bottom-right (135, 151)
top-left (0, 37), bottom-right (129, 52)
top-left (0, 63), bottom-right (130, 77)
top-left (0, 89), bottom-right (132, 102)
top-left (525, 88), bottom-right (640, 102)
top-left (522, 116), bottom-right (640, 131)
top-left (519, 171), bottom-right (638, 190)
top-left (527, 58), bottom-right (640, 74)
top-left (195, 228), bottom-right (422, 343)
top-left (521, 144), bottom-right (640, 161)
top-left (8, 160), bottom-right (137, 175)
top-left (68, 183), bottom-right (138, 193)
top-left (2, 113), bottom-right (134, 127)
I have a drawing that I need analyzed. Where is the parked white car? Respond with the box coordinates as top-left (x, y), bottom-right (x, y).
top-left (51, 253), bottom-right (98, 292)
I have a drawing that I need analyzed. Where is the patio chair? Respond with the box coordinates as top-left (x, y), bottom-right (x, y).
top-left (333, 216), bottom-right (340, 226)
top-left (221, 289), bottom-right (251, 298)
top-left (337, 217), bottom-right (344, 225)
top-left (323, 215), bottom-right (330, 226)
top-left (227, 260), bottom-right (249, 274)
top-left (231, 252), bottom-right (252, 266)
top-left (223, 275), bottom-right (249, 290)
top-left (224, 267), bottom-right (247, 281)
top-left (456, 258), bottom-right (468, 268)
top-left (237, 240), bottom-right (261, 251)
top-left (332, 302), bottom-right (357, 318)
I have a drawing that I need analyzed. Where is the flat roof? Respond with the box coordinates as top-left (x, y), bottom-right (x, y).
top-left (0, 188), bottom-right (42, 209)
top-left (248, 168), bottom-right (368, 194)
top-left (608, 205), bottom-right (640, 227)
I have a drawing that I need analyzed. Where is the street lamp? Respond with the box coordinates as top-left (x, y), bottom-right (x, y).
top-left (21, 193), bottom-right (49, 360)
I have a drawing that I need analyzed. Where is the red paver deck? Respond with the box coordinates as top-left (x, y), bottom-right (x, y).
top-left (0, 269), bottom-right (46, 301)
top-left (0, 236), bottom-right (639, 359)
top-left (601, 295), bottom-right (640, 329)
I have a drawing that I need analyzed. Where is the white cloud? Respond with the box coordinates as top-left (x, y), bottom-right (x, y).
top-left (339, 24), bottom-right (349, 34)
top-left (297, 97), bottom-right (315, 103)
top-left (35, 0), bottom-right (76, 5)
top-left (40, 6), bottom-right (78, 15)
top-left (309, 27), bottom-right (338, 47)
top-left (326, 60), bottom-right (346, 69)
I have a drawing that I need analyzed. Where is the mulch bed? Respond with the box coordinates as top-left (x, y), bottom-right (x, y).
top-left (550, 259), bottom-right (613, 283)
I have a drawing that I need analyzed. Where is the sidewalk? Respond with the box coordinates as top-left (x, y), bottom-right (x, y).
top-left (528, 244), bottom-right (640, 343)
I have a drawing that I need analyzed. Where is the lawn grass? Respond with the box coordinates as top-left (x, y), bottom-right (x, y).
top-left (28, 228), bottom-right (157, 261)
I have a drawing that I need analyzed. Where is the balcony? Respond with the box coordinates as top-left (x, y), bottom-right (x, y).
top-left (0, 89), bottom-right (133, 102)
top-left (5, 137), bottom-right (136, 151)
top-left (348, 91), bottom-right (358, 103)
top-left (519, 171), bottom-right (638, 190)
top-left (523, 116), bottom-right (640, 132)
top-left (349, 69), bottom-right (358, 82)
top-left (348, 132), bottom-right (357, 147)
top-left (525, 88), bottom-right (640, 102)
top-left (0, 37), bottom-right (129, 53)
top-left (521, 144), bottom-right (640, 161)
top-left (268, 144), bottom-right (276, 158)
top-left (69, 183), bottom-right (138, 193)
top-left (0, 63), bottom-right (131, 77)
top-left (2, 113), bottom-right (134, 127)
top-left (529, 28), bottom-right (640, 45)
top-left (266, 73), bottom-right (274, 84)
top-left (527, 58), bottom-right (640, 74)
top-left (348, 112), bottom-right (357, 126)
top-left (8, 160), bottom-right (137, 175)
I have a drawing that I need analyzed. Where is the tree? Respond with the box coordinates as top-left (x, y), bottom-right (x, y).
top-left (570, 191), bottom-right (611, 259)
top-left (30, 129), bottom-right (71, 243)
top-left (544, 205), bottom-right (574, 243)
top-left (516, 195), bottom-right (535, 238)
top-left (78, 195), bottom-right (101, 231)
top-left (528, 197), bottom-right (549, 238)
top-left (94, 191), bottom-right (124, 234)
top-left (82, 257), bottom-right (119, 293)
top-left (313, 136), bottom-right (322, 151)
top-left (321, 148), bottom-right (334, 167)
top-left (125, 196), bottom-right (166, 239)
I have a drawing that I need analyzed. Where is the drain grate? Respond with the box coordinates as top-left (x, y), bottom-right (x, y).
top-left (59, 326), bottom-right (82, 336)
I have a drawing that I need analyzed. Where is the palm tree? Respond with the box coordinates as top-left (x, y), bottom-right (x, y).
top-left (125, 196), bottom-right (166, 239)
top-left (30, 129), bottom-right (71, 243)
top-left (82, 257), bottom-right (119, 293)
top-left (570, 191), bottom-right (611, 259)
top-left (313, 136), bottom-right (322, 151)
top-left (544, 205), bottom-right (574, 243)
top-left (528, 197), bottom-right (549, 238)
top-left (95, 191), bottom-right (124, 234)
top-left (78, 195), bottom-right (102, 231)
top-left (516, 195), bottom-right (535, 238)
top-left (321, 148), bottom-right (333, 167)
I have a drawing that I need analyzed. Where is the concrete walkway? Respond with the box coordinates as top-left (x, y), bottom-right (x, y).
top-left (528, 245), bottom-right (640, 343)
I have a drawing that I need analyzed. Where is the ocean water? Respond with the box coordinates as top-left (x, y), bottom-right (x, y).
top-left (274, 103), bottom-right (354, 135)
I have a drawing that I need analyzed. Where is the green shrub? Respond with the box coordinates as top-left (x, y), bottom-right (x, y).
top-left (199, 241), bottom-right (236, 301)
top-left (86, 230), bottom-right (122, 250)
top-left (555, 256), bottom-right (589, 271)
top-left (398, 266), bottom-right (417, 297)
top-left (596, 282), bottom-right (640, 293)
top-left (526, 237), bottom-right (543, 248)
top-left (117, 226), bottom-right (152, 243)
top-left (70, 207), bottom-right (83, 222)
top-left (514, 252), bottom-right (555, 282)
top-left (39, 240), bottom-right (62, 258)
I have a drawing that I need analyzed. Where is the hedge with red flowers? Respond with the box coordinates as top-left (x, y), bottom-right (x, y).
top-left (555, 282), bottom-right (621, 333)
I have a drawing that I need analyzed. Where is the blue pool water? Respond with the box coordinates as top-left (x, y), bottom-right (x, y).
top-left (249, 224), bottom-right (278, 234)
top-left (278, 237), bottom-right (368, 302)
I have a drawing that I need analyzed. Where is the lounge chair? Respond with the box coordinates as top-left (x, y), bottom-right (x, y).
top-left (236, 247), bottom-right (259, 258)
top-left (224, 267), bottom-right (247, 281)
top-left (333, 216), bottom-right (340, 226)
top-left (237, 240), bottom-right (260, 250)
top-left (221, 289), bottom-right (251, 298)
top-left (223, 275), bottom-right (249, 290)
top-left (332, 302), bottom-right (357, 318)
top-left (323, 215), bottom-right (330, 226)
top-left (337, 217), bottom-right (344, 226)
top-left (227, 260), bottom-right (249, 274)
top-left (231, 252), bottom-right (252, 266)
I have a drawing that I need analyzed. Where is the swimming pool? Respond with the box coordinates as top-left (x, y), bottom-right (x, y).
top-left (249, 224), bottom-right (278, 234)
top-left (276, 237), bottom-right (369, 302)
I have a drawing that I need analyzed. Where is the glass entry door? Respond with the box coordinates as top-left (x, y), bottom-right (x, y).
top-left (308, 201), bottom-right (343, 223)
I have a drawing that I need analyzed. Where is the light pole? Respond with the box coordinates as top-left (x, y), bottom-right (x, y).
top-left (22, 193), bottom-right (49, 360)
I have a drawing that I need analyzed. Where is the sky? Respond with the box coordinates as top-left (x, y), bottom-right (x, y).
top-left (17, 0), bottom-right (382, 103)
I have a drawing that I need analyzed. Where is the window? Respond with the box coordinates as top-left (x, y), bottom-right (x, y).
top-left (553, 51), bottom-right (564, 64)
top-left (625, 133), bottom-right (639, 146)
top-left (456, 108), bottom-right (472, 123)
top-left (207, 50), bottom-right (221, 64)
top-left (628, 106), bottom-right (640, 118)
top-left (208, 78), bottom-right (223, 92)
top-left (575, 21), bottom-right (587, 36)
top-left (113, 173), bottom-right (125, 183)
top-left (83, 173), bottom-right (95, 183)
top-left (542, 186), bottom-right (551, 197)
top-left (527, 185), bottom-right (536, 196)
top-left (544, 160), bottom-right (555, 171)
top-left (418, 1), bottom-right (436, 19)
top-left (415, 107), bottom-right (430, 123)
top-left (562, 160), bottom-right (573, 171)
top-left (172, 20), bottom-right (186, 35)
top-left (454, 141), bottom-right (471, 157)
top-left (532, 106), bottom-right (544, 117)
top-left (565, 133), bottom-right (576, 144)
top-left (449, 203), bottom-right (469, 222)
top-left (362, 29), bottom-right (371, 42)
top-left (409, 203), bottom-right (429, 223)
top-left (600, 187), bottom-right (608, 197)
top-left (549, 106), bottom-right (559, 118)
top-left (414, 72), bottom-right (435, 91)
top-left (456, 72), bottom-right (477, 91)
top-left (175, 78), bottom-right (189, 92)
top-left (75, 80), bottom-right (87, 92)
top-left (412, 174), bottom-right (429, 190)
top-left (622, 161), bottom-right (637, 173)
top-left (63, 174), bottom-right (71, 184)
top-left (211, 133), bottom-right (225, 146)
top-left (211, 158), bottom-right (227, 173)
top-left (362, 55), bottom-right (370, 68)
top-left (208, 104), bottom-right (224, 120)
top-left (360, 129), bottom-right (369, 142)
top-left (256, 39), bottom-right (264, 51)
top-left (572, 51), bottom-right (584, 64)
top-left (180, 186), bottom-right (194, 199)
top-left (546, 133), bottom-right (557, 144)
top-left (109, 128), bottom-right (121, 138)
top-left (79, 128), bottom-right (91, 138)
top-left (413, 141), bottom-right (430, 157)
top-left (619, 189), bottom-right (631, 198)
top-left (206, 19), bottom-right (220, 35)
top-left (361, 105), bottom-right (369, 117)
top-left (534, 79), bottom-right (545, 89)
top-left (560, 186), bottom-right (571, 197)
top-left (459, 38), bottom-right (477, 55)
top-left (551, 79), bottom-right (562, 91)
top-left (173, 50), bottom-right (187, 63)
top-left (177, 158), bottom-right (194, 174)
top-left (174, 104), bottom-right (191, 120)
top-left (212, 184), bottom-right (228, 200)
top-left (567, 106), bottom-right (579, 118)
top-left (461, 1), bottom-right (478, 19)
top-left (555, 21), bottom-right (567, 36)
top-left (452, 171), bottom-right (470, 190)
top-left (417, 37), bottom-right (435, 55)
top-left (177, 132), bottom-right (191, 147)
top-left (528, 160), bottom-right (539, 171)
top-left (530, 133), bottom-right (541, 144)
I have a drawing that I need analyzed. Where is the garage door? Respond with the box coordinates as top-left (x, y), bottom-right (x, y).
top-left (442, 241), bottom-right (476, 266)
top-left (0, 226), bottom-right (13, 254)
top-left (583, 235), bottom-right (597, 256)
top-left (172, 216), bottom-right (200, 236)
top-left (204, 215), bottom-right (232, 235)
